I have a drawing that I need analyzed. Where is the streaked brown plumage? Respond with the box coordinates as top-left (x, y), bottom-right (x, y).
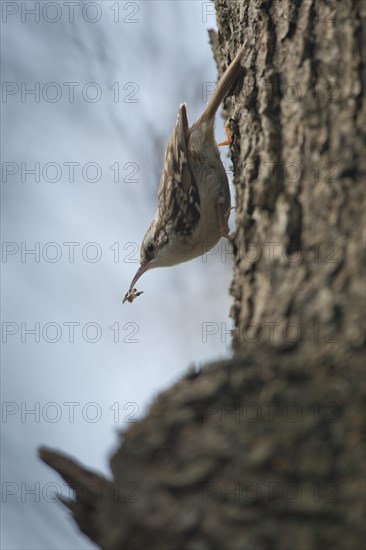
top-left (124, 43), bottom-right (246, 302)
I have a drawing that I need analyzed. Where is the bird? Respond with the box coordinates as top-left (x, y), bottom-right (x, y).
top-left (123, 42), bottom-right (246, 303)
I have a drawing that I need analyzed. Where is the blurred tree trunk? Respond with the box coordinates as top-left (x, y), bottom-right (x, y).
top-left (40, 1), bottom-right (365, 549)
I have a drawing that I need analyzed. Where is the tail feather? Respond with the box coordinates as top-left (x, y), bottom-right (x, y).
top-left (195, 42), bottom-right (246, 128)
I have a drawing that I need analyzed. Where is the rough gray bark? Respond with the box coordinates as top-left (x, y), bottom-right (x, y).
top-left (40, 1), bottom-right (365, 549)
top-left (222, 0), bottom-right (365, 354)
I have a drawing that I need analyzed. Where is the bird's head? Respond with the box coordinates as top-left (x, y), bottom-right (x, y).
top-left (128, 216), bottom-right (188, 290)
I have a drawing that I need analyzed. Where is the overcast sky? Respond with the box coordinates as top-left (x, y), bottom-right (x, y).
top-left (1, 2), bottom-right (235, 548)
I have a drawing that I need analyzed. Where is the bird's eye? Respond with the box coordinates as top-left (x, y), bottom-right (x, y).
top-left (147, 242), bottom-right (155, 254)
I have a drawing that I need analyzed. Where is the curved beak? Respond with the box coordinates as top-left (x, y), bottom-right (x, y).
top-left (129, 262), bottom-right (151, 290)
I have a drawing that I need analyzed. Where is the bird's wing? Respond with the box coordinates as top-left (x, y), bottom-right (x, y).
top-left (157, 104), bottom-right (201, 236)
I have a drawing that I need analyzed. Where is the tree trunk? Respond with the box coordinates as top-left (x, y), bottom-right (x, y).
top-left (223, 0), bottom-right (364, 354)
top-left (40, 1), bottom-right (365, 548)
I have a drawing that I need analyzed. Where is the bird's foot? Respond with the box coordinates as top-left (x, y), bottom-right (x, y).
top-left (217, 122), bottom-right (232, 147)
